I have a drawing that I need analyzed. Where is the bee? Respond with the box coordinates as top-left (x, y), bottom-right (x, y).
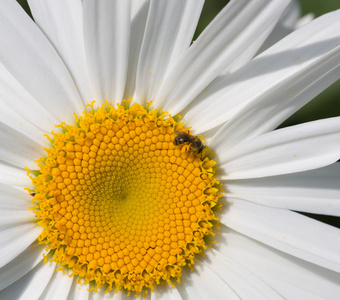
top-left (173, 130), bottom-right (205, 154)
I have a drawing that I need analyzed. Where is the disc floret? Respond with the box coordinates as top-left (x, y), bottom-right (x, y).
top-left (28, 101), bottom-right (222, 295)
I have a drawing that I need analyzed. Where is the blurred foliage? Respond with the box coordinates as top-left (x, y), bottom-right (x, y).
top-left (16, 0), bottom-right (340, 228)
top-left (281, 0), bottom-right (340, 128)
top-left (299, 0), bottom-right (340, 17)
top-left (193, 0), bottom-right (229, 39)
top-left (17, 0), bottom-right (32, 18)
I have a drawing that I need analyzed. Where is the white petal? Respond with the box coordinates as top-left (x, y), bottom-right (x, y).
top-left (225, 163), bottom-right (340, 216)
top-left (0, 260), bottom-right (56, 300)
top-left (186, 9), bottom-right (340, 134)
top-left (0, 184), bottom-right (36, 228)
top-left (216, 228), bottom-right (340, 299)
top-left (67, 279), bottom-right (90, 300)
top-left (131, 0), bottom-right (149, 19)
top-left (135, 0), bottom-right (204, 106)
top-left (28, 0), bottom-right (92, 106)
top-left (0, 0), bottom-right (84, 123)
top-left (0, 242), bottom-right (45, 291)
top-left (0, 97), bottom-right (48, 148)
top-left (0, 210), bottom-right (35, 230)
top-left (209, 44), bottom-right (340, 150)
top-left (140, 294), bottom-right (151, 300)
top-left (176, 261), bottom-right (239, 299)
top-left (123, 0), bottom-right (150, 99)
top-left (201, 248), bottom-right (283, 299)
top-left (257, 0), bottom-right (301, 53)
top-left (39, 268), bottom-right (74, 300)
top-left (228, 0), bottom-right (302, 73)
top-left (0, 162), bottom-right (31, 190)
top-left (218, 117), bottom-right (340, 180)
top-left (157, 0), bottom-right (290, 114)
top-left (0, 223), bottom-right (42, 268)
top-left (91, 289), bottom-right (128, 300)
top-left (219, 198), bottom-right (340, 272)
top-left (83, 0), bottom-right (131, 106)
top-left (152, 285), bottom-right (182, 300)
top-left (279, 0), bottom-right (301, 28)
top-left (296, 13), bottom-right (314, 28)
top-left (0, 183), bottom-right (31, 210)
top-left (0, 122), bottom-right (44, 169)
top-left (0, 63), bottom-right (58, 134)
top-left (91, 288), bottom-right (138, 300)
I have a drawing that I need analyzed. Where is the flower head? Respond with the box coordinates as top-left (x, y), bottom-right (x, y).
top-left (0, 0), bottom-right (340, 299)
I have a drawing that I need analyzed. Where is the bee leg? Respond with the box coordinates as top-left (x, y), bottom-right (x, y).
top-left (181, 145), bottom-right (189, 153)
top-left (200, 146), bottom-right (206, 160)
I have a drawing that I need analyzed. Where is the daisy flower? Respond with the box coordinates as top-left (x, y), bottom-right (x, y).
top-left (0, 0), bottom-right (340, 299)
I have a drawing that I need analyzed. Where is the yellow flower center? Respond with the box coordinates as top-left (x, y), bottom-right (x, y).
top-left (28, 101), bottom-right (222, 296)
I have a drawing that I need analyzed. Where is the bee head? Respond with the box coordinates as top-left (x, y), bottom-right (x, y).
top-left (173, 136), bottom-right (186, 145)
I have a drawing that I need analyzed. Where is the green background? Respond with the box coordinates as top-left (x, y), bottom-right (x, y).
top-left (16, 1), bottom-right (340, 227)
